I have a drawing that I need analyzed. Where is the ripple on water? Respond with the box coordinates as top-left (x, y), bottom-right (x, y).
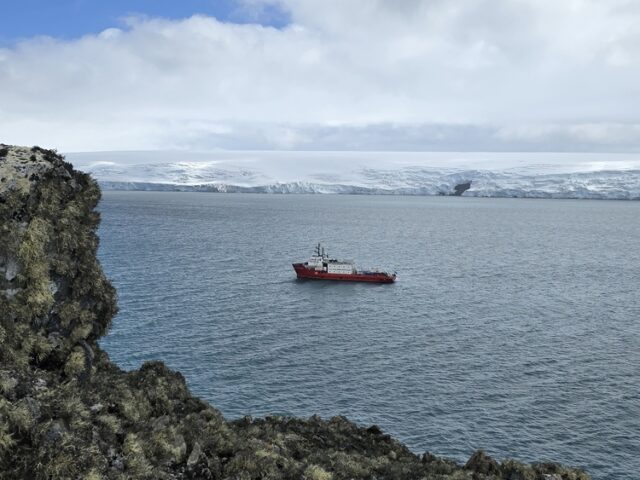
top-left (98, 193), bottom-right (640, 480)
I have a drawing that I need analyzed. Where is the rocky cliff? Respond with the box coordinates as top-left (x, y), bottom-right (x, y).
top-left (0, 144), bottom-right (590, 479)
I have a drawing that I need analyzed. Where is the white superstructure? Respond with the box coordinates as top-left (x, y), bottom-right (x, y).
top-left (305, 244), bottom-right (356, 274)
top-left (327, 263), bottom-right (355, 274)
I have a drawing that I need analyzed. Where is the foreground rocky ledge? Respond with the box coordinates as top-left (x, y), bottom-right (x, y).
top-left (0, 144), bottom-right (589, 479)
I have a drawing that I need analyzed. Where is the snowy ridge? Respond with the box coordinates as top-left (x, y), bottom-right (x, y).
top-left (69, 151), bottom-right (640, 200)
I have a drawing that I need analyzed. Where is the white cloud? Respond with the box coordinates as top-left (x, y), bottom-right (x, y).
top-left (1, 0), bottom-right (639, 151)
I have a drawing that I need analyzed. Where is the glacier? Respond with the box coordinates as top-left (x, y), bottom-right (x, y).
top-left (67, 151), bottom-right (640, 200)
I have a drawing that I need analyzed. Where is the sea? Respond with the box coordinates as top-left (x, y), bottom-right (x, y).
top-left (97, 192), bottom-right (640, 480)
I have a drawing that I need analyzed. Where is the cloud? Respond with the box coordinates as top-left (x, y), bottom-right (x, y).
top-left (0, 0), bottom-right (639, 151)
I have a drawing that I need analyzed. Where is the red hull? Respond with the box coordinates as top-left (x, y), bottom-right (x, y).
top-left (292, 263), bottom-right (395, 283)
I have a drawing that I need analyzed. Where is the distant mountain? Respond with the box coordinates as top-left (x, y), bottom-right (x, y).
top-left (69, 151), bottom-right (640, 200)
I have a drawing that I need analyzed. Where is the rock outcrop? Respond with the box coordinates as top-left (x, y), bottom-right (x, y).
top-left (0, 144), bottom-right (590, 479)
top-left (452, 182), bottom-right (472, 196)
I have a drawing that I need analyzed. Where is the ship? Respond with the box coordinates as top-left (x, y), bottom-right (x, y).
top-left (293, 244), bottom-right (396, 283)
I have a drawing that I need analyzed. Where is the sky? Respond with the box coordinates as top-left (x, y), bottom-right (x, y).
top-left (1, 0), bottom-right (640, 153)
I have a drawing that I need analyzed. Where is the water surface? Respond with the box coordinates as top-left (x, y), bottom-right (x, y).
top-left (98, 192), bottom-right (640, 479)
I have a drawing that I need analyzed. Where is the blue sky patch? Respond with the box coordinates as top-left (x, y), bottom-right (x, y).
top-left (0, 0), bottom-right (291, 44)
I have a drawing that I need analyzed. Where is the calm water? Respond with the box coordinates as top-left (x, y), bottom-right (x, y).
top-left (98, 192), bottom-right (640, 480)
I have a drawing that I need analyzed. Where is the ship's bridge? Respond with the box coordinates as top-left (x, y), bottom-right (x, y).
top-left (307, 255), bottom-right (324, 268)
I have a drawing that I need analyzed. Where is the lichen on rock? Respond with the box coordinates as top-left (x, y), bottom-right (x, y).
top-left (0, 144), bottom-right (591, 479)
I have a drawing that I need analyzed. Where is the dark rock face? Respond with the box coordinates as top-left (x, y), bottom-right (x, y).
top-left (453, 182), bottom-right (472, 196)
top-left (0, 145), bottom-right (590, 479)
top-left (465, 449), bottom-right (500, 475)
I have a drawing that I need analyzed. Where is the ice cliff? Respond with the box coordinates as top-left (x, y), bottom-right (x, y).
top-left (0, 144), bottom-right (590, 479)
top-left (72, 151), bottom-right (640, 200)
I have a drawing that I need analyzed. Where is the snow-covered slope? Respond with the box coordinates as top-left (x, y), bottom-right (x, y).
top-left (67, 151), bottom-right (640, 200)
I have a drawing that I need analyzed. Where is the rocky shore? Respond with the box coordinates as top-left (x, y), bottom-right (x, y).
top-left (0, 144), bottom-right (590, 479)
